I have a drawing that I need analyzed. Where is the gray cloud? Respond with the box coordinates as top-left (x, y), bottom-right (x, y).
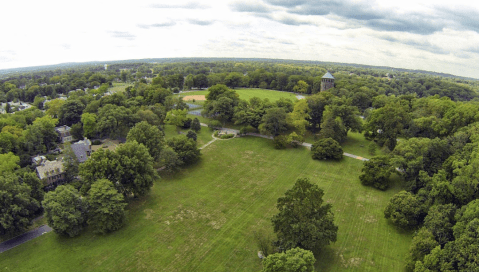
top-left (255, 13), bottom-right (314, 26)
top-left (436, 6), bottom-right (479, 33)
top-left (188, 19), bottom-right (215, 26)
top-left (149, 2), bottom-right (209, 9)
top-left (264, 0), bottom-right (307, 8)
top-left (109, 31), bottom-right (136, 40)
top-left (230, 2), bottom-right (272, 13)
top-left (263, 0), bottom-right (449, 35)
top-left (378, 34), bottom-right (449, 55)
top-left (138, 22), bottom-right (176, 29)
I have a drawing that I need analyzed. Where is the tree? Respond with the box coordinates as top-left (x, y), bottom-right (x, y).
top-left (59, 99), bottom-right (85, 126)
top-left (165, 109), bottom-right (188, 131)
top-left (191, 117), bottom-right (201, 132)
top-left (45, 98), bottom-right (65, 118)
top-left (293, 80), bottom-right (309, 94)
top-left (225, 72), bottom-right (243, 88)
top-left (272, 178), bottom-right (338, 252)
top-left (262, 247), bottom-right (316, 272)
top-left (23, 115), bottom-right (58, 153)
top-left (42, 185), bottom-right (87, 237)
top-left (81, 112), bottom-right (97, 138)
top-left (0, 173), bottom-right (40, 235)
top-left (158, 147), bottom-right (183, 172)
top-left (127, 121), bottom-right (165, 160)
top-left (259, 107), bottom-right (289, 136)
top-left (193, 74), bottom-right (208, 89)
top-left (0, 152), bottom-right (20, 175)
top-left (167, 135), bottom-right (201, 165)
top-left (79, 141), bottom-right (157, 198)
top-left (87, 179), bottom-right (127, 234)
top-left (70, 122), bottom-right (83, 140)
top-left (406, 228), bottom-right (440, 271)
top-left (96, 104), bottom-right (135, 139)
top-left (359, 155), bottom-right (394, 190)
top-left (186, 130), bottom-right (197, 141)
top-left (311, 138), bottom-right (343, 160)
top-left (62, 143), bottom-right (79, 183)
top-left (364, 101), bottom-right (410, 151)
top-left (21, 172), bottom-right (44, 203)
top-left (384, 190), bottom-right (426, 229)
top-left (184, 74), bottom-right (194, 90)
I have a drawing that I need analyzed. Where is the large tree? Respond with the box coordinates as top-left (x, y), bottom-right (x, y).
top-left (272, 178), bottom-right (338, 252)
top-left (59, 99), bottom-right (85, 126)
top-left (0, 173), bottom-right (40, 235)
top-left (259, 107), bottom-right (289, 136)
top-left (42, 185), bottom-right (87, 237)
top-left (81, 112), bottom-right (97, 138)
top-left (79, 141), bottom-right (157, 197)
top-left (384, 190), bottom-right (426, 229)
top-left (23, 115), bottom-right (58, 153)
top-left (311, 138), bottom-right (343, 160)
top-left (126, 121), bottom-right (165, 160)
top-left (87, 179), bottom-right (127, 234)
top-left (167, 135), bottom-right (201, 165)
top-left (359, 155), bottom-right (394, 190)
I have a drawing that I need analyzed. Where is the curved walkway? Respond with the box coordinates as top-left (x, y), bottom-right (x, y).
top-left (199, 123), bottom-right (369, 161)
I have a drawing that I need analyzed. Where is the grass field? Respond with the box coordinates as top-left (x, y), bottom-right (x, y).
top-left (162, 124), bottom-right (213, 147)
top-left (182, 88), bottom-right (299, 102)
top-left (108, 82), bottom-right (132, 93)
top-left (0, 137), bottom-right (411, 272)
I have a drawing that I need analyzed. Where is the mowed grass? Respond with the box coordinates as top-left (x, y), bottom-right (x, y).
top-left (182, 88), bottom-right (299, 102)
top-left (0, 137), bottom-right (411, 272)
top-left (108, 82), bottom-right (132, 93)
top-left (162, 124), bottom-right (213, 147)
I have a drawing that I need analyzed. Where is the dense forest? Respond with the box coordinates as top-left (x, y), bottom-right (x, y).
top-left (1, 60), bottom-right (479, 271)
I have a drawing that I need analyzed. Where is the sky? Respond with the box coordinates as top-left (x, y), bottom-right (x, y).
top-left (1, 0), bottom-right (479, 78)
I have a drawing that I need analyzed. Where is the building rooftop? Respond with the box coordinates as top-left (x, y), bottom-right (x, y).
top-left (322, 72), bottom-right (335, 79)
top-left (36, 160), bottom-right (64, 180)
top-left (71, 139), bottom-right (91, 163)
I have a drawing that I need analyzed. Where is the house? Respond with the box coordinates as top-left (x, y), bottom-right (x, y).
top-left (71, 138), bottom-right (92, 163)
top-left (55, 125), bottom-right (73, 143)
top-left (36, 159), bottom-right (65, 186)
top-left (32, 155), bottom-right (47, 166)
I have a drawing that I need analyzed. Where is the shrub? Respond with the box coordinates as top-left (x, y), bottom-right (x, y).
top-left (186, 130), bottom-right (197, 141)
top-left (182, 118), bottom-right (192, 129)
top-left (208, 120), bottom-right (222, 130)
top-left (311, 138), bottom-right (343, 160)
top-left (273, 135), bottom-right (288, 149)
top-left (220, 134), bottom-right (235, 139)
top-left (92, 139), bottom-right (102, 145)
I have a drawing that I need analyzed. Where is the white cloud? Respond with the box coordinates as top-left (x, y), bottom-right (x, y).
top-left (0, 0), bottom-right (478, 78)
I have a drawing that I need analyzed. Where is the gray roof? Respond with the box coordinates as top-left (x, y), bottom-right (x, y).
top-left (322, 72), bottom-right (335, 79)
top-left (71, 142), bottom-right (89, 163)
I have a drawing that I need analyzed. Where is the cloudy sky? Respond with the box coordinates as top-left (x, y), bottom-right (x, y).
top-left (1, 0), bottom-right (479, 78)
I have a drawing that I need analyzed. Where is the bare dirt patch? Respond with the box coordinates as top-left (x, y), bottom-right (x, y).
top-left (183, 95), bottom-right (206, 101)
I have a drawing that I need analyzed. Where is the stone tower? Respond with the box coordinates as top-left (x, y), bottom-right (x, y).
top-left (321, 72), bottom-right (335, 91)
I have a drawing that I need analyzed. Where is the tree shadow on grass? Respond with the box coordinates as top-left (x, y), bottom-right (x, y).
top-left (314, 247), bottom-right (339, 271)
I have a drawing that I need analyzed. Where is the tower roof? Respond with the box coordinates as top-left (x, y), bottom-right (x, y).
top-left (322, 72), bottom-right (335, 79)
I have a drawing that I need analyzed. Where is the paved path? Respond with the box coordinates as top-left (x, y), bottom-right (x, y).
top-left (198, 123), bottom-right (369, 161)
top-left (0, 225), bottom-right (52, 253)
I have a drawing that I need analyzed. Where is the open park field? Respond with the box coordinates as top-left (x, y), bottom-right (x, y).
top-left (0, 135), bottom-right (411, 271)
top-left (182, 88), bottom-right (299, 102)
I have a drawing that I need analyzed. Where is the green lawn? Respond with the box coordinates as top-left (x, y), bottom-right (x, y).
top-left (162, 124), bottom-right (213, 147)
top-left (0, 137), bottom-right (411, 271)
top-left (182, 88), bottom-right (299, 102)
top-left (108, 82), bottom-right (132, 93)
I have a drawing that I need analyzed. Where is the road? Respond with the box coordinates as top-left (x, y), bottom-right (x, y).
top-left (0, 225), bottom-right (52, 253)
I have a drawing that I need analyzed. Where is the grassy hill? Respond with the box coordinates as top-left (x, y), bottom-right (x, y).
top-left (0, 136), bottom-right (410, 271)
